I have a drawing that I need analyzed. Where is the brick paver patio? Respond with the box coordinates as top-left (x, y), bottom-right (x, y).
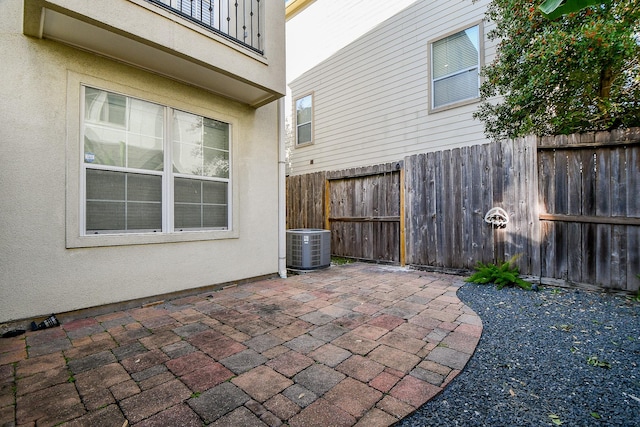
top-left (0, 263), bottom-right (482, 426)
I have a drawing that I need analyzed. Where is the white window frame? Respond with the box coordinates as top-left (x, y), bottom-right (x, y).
top-left (80, 85), bottom-right (232, 236)
top-left (294, 93), bottom-right (314, 146)
top-left (66, 72), bottom-right (239, 248)
top-left (428, 22), bottom-right (483, 113)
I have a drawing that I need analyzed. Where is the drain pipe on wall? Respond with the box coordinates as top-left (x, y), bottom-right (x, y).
top-left (277, 97), bottom-right (287, 279)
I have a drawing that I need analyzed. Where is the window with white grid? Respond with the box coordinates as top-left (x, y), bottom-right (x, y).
top-left (82, 86), bottom-right (230, 234)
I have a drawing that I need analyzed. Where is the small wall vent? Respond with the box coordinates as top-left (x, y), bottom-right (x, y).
top-left (286, 229), bottom-right (331, 270)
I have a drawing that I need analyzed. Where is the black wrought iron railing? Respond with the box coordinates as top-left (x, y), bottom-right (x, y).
top-left (146, 0), bottom-right (263, 54)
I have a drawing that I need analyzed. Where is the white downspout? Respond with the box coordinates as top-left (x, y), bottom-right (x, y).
top-left (278, 97), bottom-right (287, 278)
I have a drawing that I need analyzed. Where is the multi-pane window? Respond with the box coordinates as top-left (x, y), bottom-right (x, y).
top-left (431, 25), bottom-right (480, 110)
top-left (295, 94), bottom-right (313, 145)
top-left (172, 111), bottom-right (229, 230)
top-left (82, 86), bottom-right (230, 235)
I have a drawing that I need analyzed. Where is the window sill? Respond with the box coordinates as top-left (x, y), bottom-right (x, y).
top-left (66, 229), bottom-right (239, 249)
top-left (295, 141), bottom-right (314, 149)
top-left (429, 97), bottom-right (480, 115)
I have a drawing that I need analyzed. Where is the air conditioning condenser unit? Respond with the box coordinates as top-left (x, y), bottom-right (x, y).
top-left (286, 229), bottom-right (331, 270)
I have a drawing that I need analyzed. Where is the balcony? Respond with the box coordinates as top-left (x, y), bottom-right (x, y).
top-left (147, 0), bottom-right (263, 54)
top-left (22, 0), bottom-right (285, 107)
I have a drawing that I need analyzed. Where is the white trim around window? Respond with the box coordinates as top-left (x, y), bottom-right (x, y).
top-left (294, 92), bottom-right (313, 146)
top-left (428, 22), bottom-right (484, 113)
top-left (66, 72), bottom-right (239, 248)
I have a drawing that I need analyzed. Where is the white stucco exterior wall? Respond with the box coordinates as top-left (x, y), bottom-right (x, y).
top-left (0, 0), bottom-right (280, 323)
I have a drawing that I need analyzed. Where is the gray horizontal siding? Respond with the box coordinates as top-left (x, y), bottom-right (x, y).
top-left (289, 0), bottom-right (494, 175)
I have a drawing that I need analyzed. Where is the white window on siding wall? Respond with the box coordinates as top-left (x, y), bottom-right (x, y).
top-left (295, 94), bottom-right (313, 145)
top-left (430, 24), bottom-right (481, 110)
top-left (82, 86), bottom-right (230, 235)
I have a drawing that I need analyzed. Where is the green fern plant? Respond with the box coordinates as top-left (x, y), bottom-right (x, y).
top-left (466, 255), bottom-right (532, 290)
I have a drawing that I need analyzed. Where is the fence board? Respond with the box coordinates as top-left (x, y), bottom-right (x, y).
top-left (425, 153), bottom-right (438, 266)
top-left (460, 147), bottom-right (472, 267)
top-left (611, 146), bottom-right (627, 288)
top-left (494, 140), bottom-right (510, 263)
top-left (628, 145), bottom-right (640, 289)
top-left (452, 148), bottom-right (464, 266)
top-left (512, 142), bottom-right (523, 264)
top-left (595, 145), bottom-right (612, 287)
top-left (480, 144), bottom-right (494, 264)
top-left (434, 151), bottom-right (445, 267)
top-left (470, 145), bottom-right (483, 264)
top-left (629, 227), bottom-right (640, 292)
top-left (566, 141), bottom-right (583, 283)
top-left (410, 154), bottom-right (422, 264)
top-left (526, 136), bottom-right (541, 276)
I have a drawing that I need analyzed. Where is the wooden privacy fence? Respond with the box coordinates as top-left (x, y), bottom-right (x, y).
top-left (537, 129), bottom-right (640, 291)
top-left (324, 164), bottom-right (403, 263)
top-left (286, 164), bottom-right (404, 263)
top-left (286, 128), bottom-right (640, 293)
top-left (404, 136), bottom-right (540, 275)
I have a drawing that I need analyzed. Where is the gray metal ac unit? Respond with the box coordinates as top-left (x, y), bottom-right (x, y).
top-left (286, 229), bottom-right (331, 270)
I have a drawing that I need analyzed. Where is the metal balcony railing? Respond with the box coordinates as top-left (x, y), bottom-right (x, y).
top-left (147, 0), bottom-right (263, 54)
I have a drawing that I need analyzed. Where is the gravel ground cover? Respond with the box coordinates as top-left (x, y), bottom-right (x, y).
top-left (398, 283), bottom-right (640, 427)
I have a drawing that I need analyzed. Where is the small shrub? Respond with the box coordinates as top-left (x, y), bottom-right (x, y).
top-left (466, 255), bottom-right (532, 290)
top-left (331, 256), bottom-right (354, 265)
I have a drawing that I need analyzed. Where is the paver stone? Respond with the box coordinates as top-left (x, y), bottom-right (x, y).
top-left (288, 398), bottom-right (356, 427)
top-left (324, 377), bottom-right (383, 418)
top-left (390, 375), bottom-right (441, 408)
top-left (232, 366), bottom-right (293, 402)
top-left (16, 382), bottom-right (84, 425)
top-left (210, 406), bottom-right (268, 427)
top-left (134, 403), bottom-right (202, 427)
top-left (293, 364), bottom-right (345, 396)
top-left (188, 382), bottom-right (250, 423)
top-left (119, 379), bottom-right (191, 423)
top-left (221, 349), bottom-right (268, 375)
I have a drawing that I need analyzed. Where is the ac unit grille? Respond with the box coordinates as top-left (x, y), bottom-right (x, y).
top-left (286, 229), bottom-right (331, 270)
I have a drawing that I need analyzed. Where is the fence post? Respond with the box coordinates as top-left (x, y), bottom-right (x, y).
top-left (324, 179), bottom-right (330, 231)
top-left (400, 166), bottom-right (406, 266)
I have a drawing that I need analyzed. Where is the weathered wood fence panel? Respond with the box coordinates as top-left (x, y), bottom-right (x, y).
top-left (326, 163), bottom-right (401, 263)
top-left (286, 171), bottom-right (326, 230)
top-left (286, 128), bottom-right (640, 292)
top-left (405, 136), bottom-right (540, 275)
top-left (538, 129), bottom-right (640, 292)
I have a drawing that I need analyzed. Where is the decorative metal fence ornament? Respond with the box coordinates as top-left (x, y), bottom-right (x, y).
top-left (484, 207), bottom-right (509, 228)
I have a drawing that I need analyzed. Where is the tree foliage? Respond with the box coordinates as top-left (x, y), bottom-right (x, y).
top-left (539, 0), bottom-right (605, 19)
top-left (474, 0), bottom-right (640, 140)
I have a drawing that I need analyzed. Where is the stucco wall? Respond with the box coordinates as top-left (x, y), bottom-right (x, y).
top-left (0, 1), bottom-right (279, 322)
